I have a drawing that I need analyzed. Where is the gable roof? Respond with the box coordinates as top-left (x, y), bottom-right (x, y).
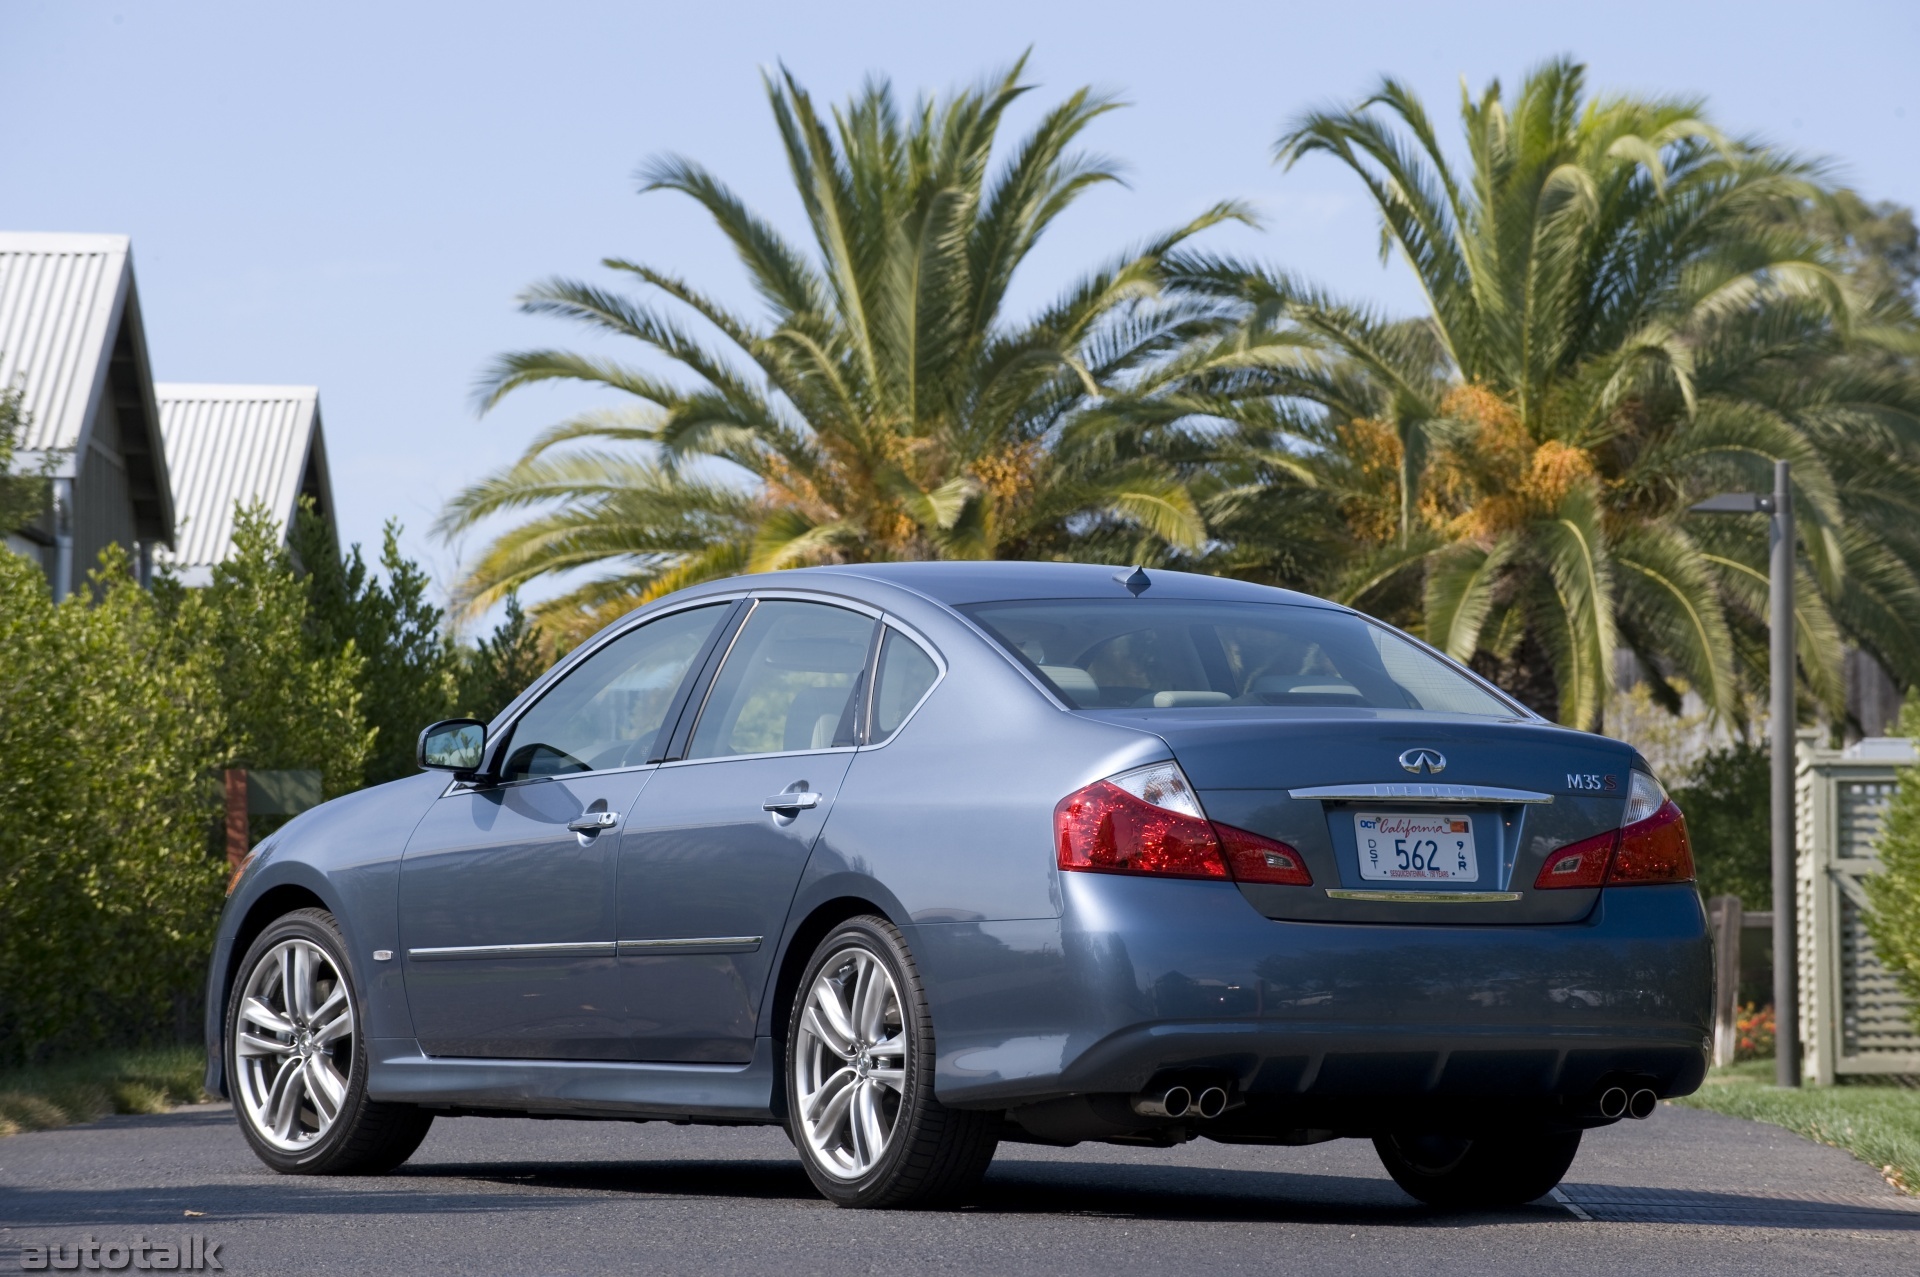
top-left (154, 384), bottom-right (336, 579)
top-left (0, 231), bottom-right (175, 542)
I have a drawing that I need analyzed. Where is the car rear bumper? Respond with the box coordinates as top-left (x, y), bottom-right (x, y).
top-left (913, 874), bottom-right (1711, 1116)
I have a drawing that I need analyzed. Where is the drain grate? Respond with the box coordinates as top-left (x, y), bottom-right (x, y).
top-left (1556, 1183), bottom-right (1920, 1230)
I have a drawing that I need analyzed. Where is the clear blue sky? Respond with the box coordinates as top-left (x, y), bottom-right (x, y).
top-left (4, 1), bottom-right (1916, 625)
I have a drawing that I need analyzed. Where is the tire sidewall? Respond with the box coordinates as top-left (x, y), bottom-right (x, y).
top-left (226, 907), bottom-right (373, 1173)
top-left (1374, 1130), bottom-right (1582, 1208)
top-left (784, 917), bottom-right (929, 1206)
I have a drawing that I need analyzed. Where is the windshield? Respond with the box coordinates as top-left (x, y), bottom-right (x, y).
top-left (961, 599), bottom-right (1521, 717)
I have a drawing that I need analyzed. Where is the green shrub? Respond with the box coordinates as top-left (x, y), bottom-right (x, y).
top-left (0, 549), bottom-right (226, 1062)
top-left (1671, 741), bottom-right (1773, 908)
top-left (0, 506), bottom-right (373, 1063)
top-left (1866, 696), bottom-right (1920, 1034)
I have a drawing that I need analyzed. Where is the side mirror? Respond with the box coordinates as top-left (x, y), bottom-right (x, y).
top-left (418, 719), bottom-right (487, 777)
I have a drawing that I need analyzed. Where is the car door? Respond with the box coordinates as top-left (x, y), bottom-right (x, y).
top-left (398, 601), bottom-right (737, 1059)
top-left (616, 597), bottom-right (878, 1063)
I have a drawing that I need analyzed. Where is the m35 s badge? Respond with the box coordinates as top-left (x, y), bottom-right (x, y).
top-left (1399, 748), bottom-right (1447, 775)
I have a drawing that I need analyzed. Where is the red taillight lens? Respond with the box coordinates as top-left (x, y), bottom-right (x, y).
top-left (1054, 764), bottom-right (1311, 886)
top-left (1217, 823), bottom-right (1314, 886)
top-left (1610, 800), bottom-right (1693, 884)
top-left (1534, 772), bottom-right (1694, 890)
top-left (1055, 779), bottom-right (1227, 879)
top-left (1533, 829), bottom-right (1614, 889)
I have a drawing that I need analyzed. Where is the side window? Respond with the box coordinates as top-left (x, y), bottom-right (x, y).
top-left (686, 601), bottom-right (876, 759)
top-left (869, 628), bottom-right (940, 742)
top-left (499, 604), bottom-right (729, 780)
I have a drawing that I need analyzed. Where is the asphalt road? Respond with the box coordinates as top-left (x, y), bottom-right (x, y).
top-left (2, 1101), bottom-right (1916, 1275)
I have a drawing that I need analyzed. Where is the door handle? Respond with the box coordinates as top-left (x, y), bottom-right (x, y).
top-left (762, 791), bottom-right (822, 813)
top-left (568, 811), bottom-right (619, 833)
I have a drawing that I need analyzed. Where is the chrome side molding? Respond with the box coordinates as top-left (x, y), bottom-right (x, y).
top-left (1326, 889), bottom-right (1523, 904)
top-left (407, 941), bottom-right (616, 961)
top-left (618, 936), bottom-right (763, 955)
top-left (1289, 782), bottom-right (1554, 805)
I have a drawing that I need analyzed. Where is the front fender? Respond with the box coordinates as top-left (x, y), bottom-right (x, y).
top-left (202, 773), bottom-right (442, 1098)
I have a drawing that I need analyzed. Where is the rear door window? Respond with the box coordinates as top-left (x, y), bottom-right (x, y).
top-left (686, 600), bottom-right (878, 758)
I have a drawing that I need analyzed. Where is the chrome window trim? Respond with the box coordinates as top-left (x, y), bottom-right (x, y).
top-left (407, 941), bottom-right (617, 961)
top-left (1289, 783), bottom-right (1554, 805)
top-left (656, 744), bottom-right (858, 769)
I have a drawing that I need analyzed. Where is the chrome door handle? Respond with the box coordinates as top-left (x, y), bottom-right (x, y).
top-left (762, 792), bottom-right (822, 812)
top-left (567, 811), bottom-right (619, 832)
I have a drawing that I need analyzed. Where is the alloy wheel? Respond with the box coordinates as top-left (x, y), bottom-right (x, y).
top-left (792, 946), bottom-right (907, 1180)
top-left (232, 938), bottom-right (355, 1152)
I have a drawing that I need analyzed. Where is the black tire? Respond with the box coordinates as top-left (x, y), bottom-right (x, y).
top-left (226, 907), bottom-right (433, 1175)
top-left (784, 916), bottom-right (998, 1208)
top-left (1373, 1129), bottom-right (1581, 1208)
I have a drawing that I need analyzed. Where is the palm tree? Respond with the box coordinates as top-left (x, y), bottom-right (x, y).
top-left (1169, 58), bottom-right (1920, 728)
top-left (440, 58), bottom-right (1242, 637)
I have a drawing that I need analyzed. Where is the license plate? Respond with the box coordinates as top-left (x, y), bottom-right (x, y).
top-left (1354, 812), bottom-right (1479, 882)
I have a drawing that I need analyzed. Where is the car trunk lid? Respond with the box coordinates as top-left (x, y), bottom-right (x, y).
top-left (1087, 709), bottom-right (1639, 925)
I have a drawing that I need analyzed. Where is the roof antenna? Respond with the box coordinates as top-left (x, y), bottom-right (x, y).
top-left (1114, 566), bottom-right (1151, 597)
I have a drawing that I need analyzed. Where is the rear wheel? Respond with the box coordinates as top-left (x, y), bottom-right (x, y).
top-left (785, 916), bottom-right (998, 1207)
top-left (1373, 1129), bottom-right (1581, 1208)
top-left (226, 908), bottom-right (433, 1174)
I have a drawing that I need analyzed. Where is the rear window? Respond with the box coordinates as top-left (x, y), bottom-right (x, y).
top-left (961, 599), bottom-right (1520, 718)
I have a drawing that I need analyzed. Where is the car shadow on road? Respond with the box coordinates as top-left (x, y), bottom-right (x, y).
top-left (398, 1156), bottom-right (1553, 1226)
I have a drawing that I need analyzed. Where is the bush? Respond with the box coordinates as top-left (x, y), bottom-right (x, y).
top-left (1671, 741), bottom-right (1773, 909)
top-left (1866, 696), bottom-right (1920, 1034)
top-left (0, 506), bottom-right (373, 1064)
top-left (0, 550), bottom-right (226, 1063)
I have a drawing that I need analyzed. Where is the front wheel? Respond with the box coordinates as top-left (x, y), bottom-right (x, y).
top-left (1374, 1129), bottom-right (1581, 1208)
top-left (785, 916), bottom-right (998, 1207)
top-left (226, 908), bottom-right (433, 1174)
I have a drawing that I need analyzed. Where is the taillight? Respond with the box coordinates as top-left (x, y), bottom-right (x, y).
top-left (1055, 762), bottom-right (1311, 886)
top-left (1534, 771), bottom-right (1693, 889)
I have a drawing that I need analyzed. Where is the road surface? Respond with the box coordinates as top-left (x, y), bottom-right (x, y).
top-left (2, 1101), bottom-right (1915, 1274)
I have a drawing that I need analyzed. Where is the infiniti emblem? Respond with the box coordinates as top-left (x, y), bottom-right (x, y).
top-left (1399, 748), bottom-right (1447, 775)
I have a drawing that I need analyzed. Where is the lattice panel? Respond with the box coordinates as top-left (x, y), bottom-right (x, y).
top-left (1838, 780), bottom-right (1897, 859)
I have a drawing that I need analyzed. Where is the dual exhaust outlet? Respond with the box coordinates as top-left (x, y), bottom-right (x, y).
top-left (1130, 1084), bottom-right (1228, 1121)
top-left (1598, 1085), bottom-right (1659, 1121)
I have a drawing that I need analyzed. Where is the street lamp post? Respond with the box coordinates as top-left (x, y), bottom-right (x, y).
top-left (1691, 460), bottom-right (1799, 1088)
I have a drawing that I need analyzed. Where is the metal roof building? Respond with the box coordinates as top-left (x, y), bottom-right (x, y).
top-left (154, 384), bottom-right (337, 585)
top-left (0, 231), bottom-right (176, 596)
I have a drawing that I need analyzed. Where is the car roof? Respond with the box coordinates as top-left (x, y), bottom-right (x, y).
top-left (776, 561), bottom-right (1344, 609)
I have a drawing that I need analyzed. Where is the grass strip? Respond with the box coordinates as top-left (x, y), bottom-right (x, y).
top-left (1675, 1059), bottom-right (1920, 1195)
top-left (0, 1047), bottom-right (208, 1137)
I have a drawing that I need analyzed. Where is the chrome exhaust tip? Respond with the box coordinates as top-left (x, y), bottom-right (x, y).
top-left (1597, 1086), bottom-right (1629, 1120)
top-left (1627, 1088), bottom-right (1659, 1120)
top-left (1130, 1085), bottom-right (1192, 1119)
top-left (1194, 1086), bottom-right (1229, 1120)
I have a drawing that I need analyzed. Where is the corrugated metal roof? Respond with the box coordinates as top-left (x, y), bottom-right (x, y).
top-left (0, 232), bottom-right (129, 456)
top-left (154, 384), bottom-right (328, 573)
